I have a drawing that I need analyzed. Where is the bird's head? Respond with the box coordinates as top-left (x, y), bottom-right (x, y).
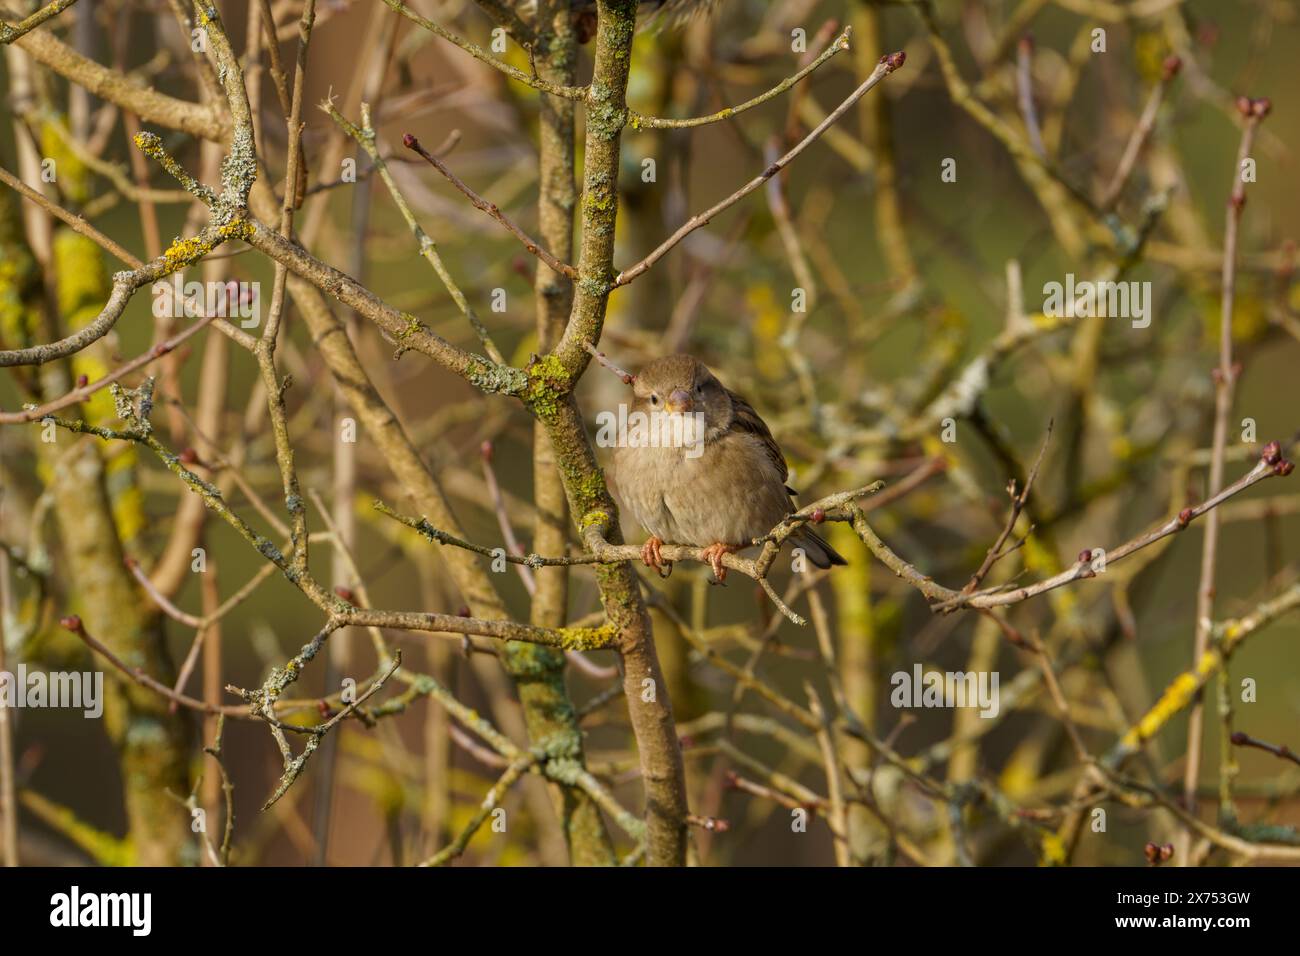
top-left (631, 354), bottom-right (734, 439)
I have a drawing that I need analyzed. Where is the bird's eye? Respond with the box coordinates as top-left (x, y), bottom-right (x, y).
top-left (650, 394), bottom-right (659, 405)
top-left (695, 383), bottom-right (703, 394)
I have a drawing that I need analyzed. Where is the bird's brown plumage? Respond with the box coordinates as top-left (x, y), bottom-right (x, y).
top-left (608, 355), bottom-right (846, 572)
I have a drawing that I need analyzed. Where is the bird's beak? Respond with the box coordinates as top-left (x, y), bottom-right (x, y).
top-left (665, 388), bottom-right (693, 414)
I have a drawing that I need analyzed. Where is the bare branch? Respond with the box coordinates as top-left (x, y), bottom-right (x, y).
top-left (629, 26), bottom-right (853, 129)
top-left (379, 0), bottom-right (586, 100)
top-left (0, 0), bottom-right (80, 44)
top-left (403, 132), bottom-right (579, 281)
top-left (614, 51), bottom-right (907, 287)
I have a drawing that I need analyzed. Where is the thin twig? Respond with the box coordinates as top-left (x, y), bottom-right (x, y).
top-left (0, 0), bottom-right (81, 44)
top-left (1015, 35), bottom-right (1045, 159)
top-left (0, 314), bottom-right (215, 423)
top-left (479, 440), bottom-right (535, 595)
top-left (322, 104), bottom-right (508, 364)
top-left (583, 342), bottom-right (635, 384)
top-left (1230, 731), bottom-right (1300, 769)
top-left (629, 26), bottom-right (853, 129)
top-left (963, 419), bottom-right (1052, 594)
top-left (0, 162), bottom-right (140, 267)
top-left (403, 132), bottom-right (578, 281)
top-left (1183, 97), bottom-right (1270, 855)
top-left (1098, 56), bottom-right (1182, 208)
top-left (379, 0), bottom-right (586, 101)
top-left (613, 51), bottom-right (907, 287)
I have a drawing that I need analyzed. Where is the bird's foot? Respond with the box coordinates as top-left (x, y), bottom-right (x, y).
top-left (640, 536), bottom-right (672, 578)
top-left (700, 542), bottom-right (736, 584)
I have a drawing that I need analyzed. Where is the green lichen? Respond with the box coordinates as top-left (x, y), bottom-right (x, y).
top-left (583, 190), bottom-right (612, 213)
top-left (465, 360), bottom-right (528, 397)
top-left (543, 756), bottom-right (583, 786)
top-left (570, 468), bottom-right (608, 513)
top-left (579, 509), bottom-right (611, 533)
top-left (134, 131), bottom-right (217, 206)
top-left (397, 314), bottom-right (428, 340)
top-left (578, 274), bottom-right (611, 298)
top-left (524, 352), bottom-right (570, 419)
top-left (585, 88), bottom-right (628, 141)
top-left (214, 125), bottom-right (258, 222)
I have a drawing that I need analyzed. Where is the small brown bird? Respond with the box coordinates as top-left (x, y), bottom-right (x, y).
top-left (608, 355), bottom-right (846, 581)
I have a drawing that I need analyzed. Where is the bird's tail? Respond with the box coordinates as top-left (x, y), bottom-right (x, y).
top-left (795, 529), bottom-right (848, 569)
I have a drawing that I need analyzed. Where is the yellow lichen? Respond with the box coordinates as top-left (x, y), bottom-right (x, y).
top-left (41, 118), bottom-right (90, 205)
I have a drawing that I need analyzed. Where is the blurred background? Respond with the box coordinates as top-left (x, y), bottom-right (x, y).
top-left (2, 0), bottom-right (1300, 866)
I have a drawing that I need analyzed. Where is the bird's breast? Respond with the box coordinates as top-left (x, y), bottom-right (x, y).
top-left (613, 432), bottom-right (791, 546)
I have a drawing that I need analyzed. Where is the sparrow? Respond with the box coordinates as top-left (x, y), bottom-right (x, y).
top-left (608, 354), bottom-right (846, 582)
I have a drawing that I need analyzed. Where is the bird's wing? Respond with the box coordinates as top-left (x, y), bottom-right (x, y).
top-left (723, 387), bottom-right (790, 486)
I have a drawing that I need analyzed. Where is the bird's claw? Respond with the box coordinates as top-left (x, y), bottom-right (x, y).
top-left (641, 536), bottom-right (672, 578)
top-left (701, 543), bottom-right (735, 584)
